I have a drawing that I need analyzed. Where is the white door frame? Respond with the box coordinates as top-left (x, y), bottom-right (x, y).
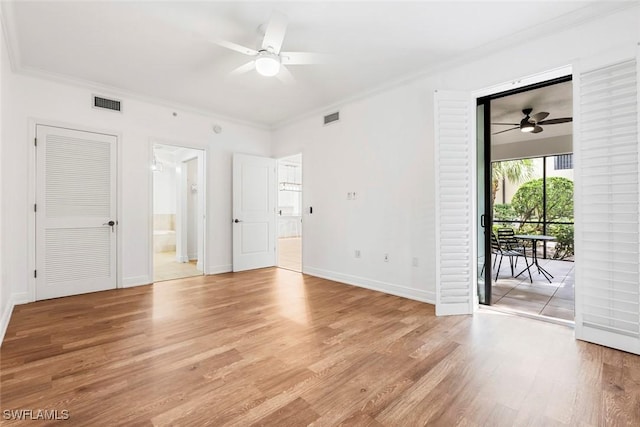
top-left (176, 154), bottom-right (203, 268)
top-left (276, 153), bottom-right (304, 273)
top-left (466, 65), bottom-right (573, 313)
top-left (27, 118), bottom-right (123, 303)
top-left (148, 140), bottom-right (208, 281)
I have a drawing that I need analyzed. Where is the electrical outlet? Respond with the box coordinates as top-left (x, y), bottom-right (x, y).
top-left (355, 249), bottom-right (361, 258)
top-left (384, 253), bottom-right (389, 262)
top-left (347, 192), bottom-right (353, 200)
top-left (412, 257), bottom-right (419, 267)
top-left (352, 192), bottom-right (357, 200)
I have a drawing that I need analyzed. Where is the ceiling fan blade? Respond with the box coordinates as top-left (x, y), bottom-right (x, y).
top-left (492, 127), bottom-right (519, 135)
top-left (281, 52), bottom-right (329, 65)
top-left (537, 117), bottom-right (573, 125)
top-left (276, 65), bottom-right (295, 84)
top-left (262, 10), bottom-right (288, 54)
top-left (492, 122), bottom-right (519, 126)
top-left (532, 125), bottom-right (544, 134)
top-left (531, 112), bottom-right (549, 122)
top-left (214, 39), bottom-right (258, 56)
top-left (230, 61), bottom-right (255, 75)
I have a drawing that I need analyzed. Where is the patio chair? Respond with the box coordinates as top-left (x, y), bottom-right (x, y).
top-left (496, 227), bottom-right (526, 268)
top-left (491, 232), bottom-right (532, 283)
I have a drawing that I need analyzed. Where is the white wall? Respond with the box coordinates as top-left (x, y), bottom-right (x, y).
top-left (272, 6), bottom-right (640, 303)
top-left (152, 151), bottom-right (177, 215)
top-left (273, 80), bottom-right (436, 302)
top-left (0, 13), bottom-right (8, 340)
top-left (0, 63), bottom-right (271, 314)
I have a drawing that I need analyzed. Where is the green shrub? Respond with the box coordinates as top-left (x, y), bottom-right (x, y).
top-left (493, 204), bottom-right (517, 224)
top-left (511, 177), bottom-right (574, 259)
top-left (549, 220), bottom-right (574, 260)
top-left (511, 177), bottom-right (574, 223)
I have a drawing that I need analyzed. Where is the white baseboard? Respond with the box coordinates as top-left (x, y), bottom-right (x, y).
top-left (303, 266), bottom-right (435, 305)
top-left (1, 295), bottom-right (16, 346)
top-left (122, 275), bottom-right (152, 288)
top-left (207, 264), bottom-right (232, 275)
top-left (0, 292), bottom-right (30, 347)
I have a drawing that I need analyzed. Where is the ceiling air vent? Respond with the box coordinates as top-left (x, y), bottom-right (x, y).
top-left (323, 111), bottom-right (340, 125)
top-left (93, 95), bottom-right (122, 112)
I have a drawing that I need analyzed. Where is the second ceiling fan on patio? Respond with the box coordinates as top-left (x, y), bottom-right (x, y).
top-left (492, 108), bottom-right (573, 135)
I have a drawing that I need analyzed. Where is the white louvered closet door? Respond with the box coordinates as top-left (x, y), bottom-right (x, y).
top-left (36, 125), bottom-right (117, 300)
top-left (574, 47), bottom-right (640, 354)
top-left (434, 90), bottom-right (474, 316)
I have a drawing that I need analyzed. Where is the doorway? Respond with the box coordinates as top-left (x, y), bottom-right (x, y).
top-left (152, 144), bottom-right (205, 282)
top-left (477, 76), bottom-right (575, 322)
top-left (277, 154), bottom-right (302, 272)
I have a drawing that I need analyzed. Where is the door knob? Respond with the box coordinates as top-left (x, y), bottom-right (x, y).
top-left (234, 219), bottom-right (242, 223)
top-left (103, 220), bottom-right (116, 232)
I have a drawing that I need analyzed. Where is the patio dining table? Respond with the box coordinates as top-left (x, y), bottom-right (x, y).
top-left (513, 234), bottom-right (556, 283)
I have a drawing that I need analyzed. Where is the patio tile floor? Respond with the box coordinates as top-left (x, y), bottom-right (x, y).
top-left (490, 258), bottom-right (575, 321)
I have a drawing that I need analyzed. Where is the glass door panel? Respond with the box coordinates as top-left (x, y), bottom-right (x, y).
top-left (477, 102), bottom-right (490, 304)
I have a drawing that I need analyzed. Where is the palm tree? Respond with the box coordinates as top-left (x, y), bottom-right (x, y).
top-left (492, 159), bottom-right (535, 203)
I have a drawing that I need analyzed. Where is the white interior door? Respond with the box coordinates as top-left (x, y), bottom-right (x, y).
top-left (574, 45), bottom-right (640, 354)
top-left (36, 125), bottom-right (117, 300)
top-left (434, 90), bottom-right (474, 316)
top-left (233, 153), bottom-right (276, 272)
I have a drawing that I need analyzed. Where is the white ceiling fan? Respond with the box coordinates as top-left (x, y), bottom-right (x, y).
top-left (214, 10), bottom-right (326, 83)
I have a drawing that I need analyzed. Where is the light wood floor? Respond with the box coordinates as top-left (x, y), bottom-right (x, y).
top-left (2, 268), bottom-right (639, 426)
top-left (278, 237), bottom-right (301, 272)
top-left (154, 251), bottom-right (202, 282)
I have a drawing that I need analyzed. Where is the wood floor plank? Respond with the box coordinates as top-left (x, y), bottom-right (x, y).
top-left (1, 267), bottom-right (640, 426)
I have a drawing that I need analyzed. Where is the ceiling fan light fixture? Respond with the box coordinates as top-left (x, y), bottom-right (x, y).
top-left (520, 118), bottom-right (535, 133)
top-left (255, 51), bottom-right (281, 77)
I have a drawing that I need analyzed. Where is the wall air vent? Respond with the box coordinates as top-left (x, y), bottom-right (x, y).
top-left (323, 111), bottom-right (340, 125)
top-left (93, 95), bottom-right (122, 112)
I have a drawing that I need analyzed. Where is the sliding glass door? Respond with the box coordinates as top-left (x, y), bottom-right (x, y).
top-left (477, 99), bottom-right (492, 304)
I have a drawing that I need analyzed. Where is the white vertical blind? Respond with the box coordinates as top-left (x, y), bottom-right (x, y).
top-left (434, 90), bottom-right (474, 316)
top-left (575, 55), bottom-right (640, 354)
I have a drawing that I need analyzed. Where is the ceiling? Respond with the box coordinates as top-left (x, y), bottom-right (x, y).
top-left (1, 1), bottom-right (614, 127)
top-left (491, 80), bottom-right (573, 145)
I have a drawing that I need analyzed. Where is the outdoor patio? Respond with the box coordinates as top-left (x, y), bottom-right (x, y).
top-left (490, 257), bottom-right (575, 321)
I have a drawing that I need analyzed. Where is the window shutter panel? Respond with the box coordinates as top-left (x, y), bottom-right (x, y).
top-left (434, 90), bottom-right (474, 316)
top-left (574, 48), bottom-right (640, 354)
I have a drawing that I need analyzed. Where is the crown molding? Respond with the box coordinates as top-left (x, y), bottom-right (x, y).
top-left (2, 1), bottom-right (637, 132)
top-left (271, 1), bottom-right (639, 130)
top-left (0, 1), bottom-right (22, 73)
top-left (15, 65), bottom-right (271, 131)
top-left (0, 1), bottom-right (269, 132)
